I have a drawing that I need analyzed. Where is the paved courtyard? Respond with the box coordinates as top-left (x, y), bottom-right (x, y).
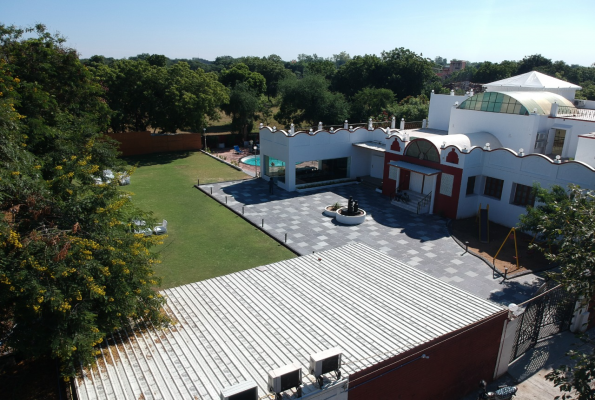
top-left (198, 179), bottom-right (544, 306)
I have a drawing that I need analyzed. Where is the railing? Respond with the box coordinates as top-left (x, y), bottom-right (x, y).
top-left (556, 106), bottom-right (595, 121)
top-left (404, 121), bottom-right (423, 130)
top-left (417, 191), bottom-right (432, 214)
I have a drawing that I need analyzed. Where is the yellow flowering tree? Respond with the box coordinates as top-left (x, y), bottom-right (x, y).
top-left (0, 24), bottom-right (168, 377)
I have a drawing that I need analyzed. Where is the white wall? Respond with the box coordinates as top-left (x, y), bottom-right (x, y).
top-left (448, 109), bottom-right (541, 153)
top-left (544, 118), bottom-right (595, 161)
top-left (259, 127), bottom-right (392, 191)
top-left (575, 135), bottom-right (595, 166)
top-left (428, 93), bottom-right (468, 131)
top-left (456, 149), bottom-right (595, 227)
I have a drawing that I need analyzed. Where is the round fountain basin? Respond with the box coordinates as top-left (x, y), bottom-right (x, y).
top-left (335, 207), bottom-right (366, 225)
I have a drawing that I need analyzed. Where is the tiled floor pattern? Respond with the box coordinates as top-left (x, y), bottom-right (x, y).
top-left (199, 179), bottom-right (544, 305)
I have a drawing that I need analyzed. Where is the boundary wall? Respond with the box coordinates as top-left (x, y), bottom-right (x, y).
top-left (107, 131), bottom-right (203, 156)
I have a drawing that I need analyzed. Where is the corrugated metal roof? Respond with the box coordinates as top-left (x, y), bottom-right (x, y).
top-left (75, 243), bottom-right (504, 400)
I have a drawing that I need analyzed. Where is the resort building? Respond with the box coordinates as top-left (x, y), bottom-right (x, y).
top-left (259, 71), bottom-right (595, 227)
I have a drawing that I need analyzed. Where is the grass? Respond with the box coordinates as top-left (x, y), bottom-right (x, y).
top-left (122, 151), bottom-right (295, 288)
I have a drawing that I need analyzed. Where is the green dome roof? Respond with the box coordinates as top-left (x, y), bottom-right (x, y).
top-left (458, 91), bottom-right (574, 115)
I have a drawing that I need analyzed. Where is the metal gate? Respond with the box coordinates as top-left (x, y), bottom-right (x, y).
top-left (510, 282), bottom-right (576, 362)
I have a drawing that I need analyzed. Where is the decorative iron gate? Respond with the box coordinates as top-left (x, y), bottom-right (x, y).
top-left (510, 282), bottom-right (576, 362)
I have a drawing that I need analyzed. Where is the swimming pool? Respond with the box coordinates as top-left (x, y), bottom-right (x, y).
top-left (240, 155), bottom-right (286, 167)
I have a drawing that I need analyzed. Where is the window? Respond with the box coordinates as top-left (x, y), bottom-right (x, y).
top-left (466, 176), bottom-right (476, 195)
top-left (552, 129), bottom-right (566, 156)
top-left (484, 177), bottom-right (504, 199)
top-left (404, 139), bottom-right (440, 163)
top-left (512, 183), bottom-right (535, 207)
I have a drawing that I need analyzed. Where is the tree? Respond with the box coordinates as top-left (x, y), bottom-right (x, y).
top-left (517, 54), bottom-right (552, 74)
top-left (518, 184), bottom-right (595, 399)
top-left (92, 59), bottom-right (155, 132)
top-left (332, 54), bottom-right (383, 98)
top-left (221, 82), bottom-right (260, 140)
top-left (380, 48), bottom-right (436, 100)
top-left (332, 51), bottom-right (351, 68)
top-left (275, 74), bottom-right (349, 127)
top-left (350, 88), bottom-right (395, 122)
top-left (386, 95), bottom-right (429, 122)
top-left (238, 55), bottom-right (292, 99)
top-left (150, 62), bottom-right (228, 133)
top-left (0, 23), bottom-right (168, 378)
top-left (219, 63), bottom-right (266, 95)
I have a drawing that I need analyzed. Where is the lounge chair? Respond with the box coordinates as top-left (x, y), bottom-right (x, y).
top-left (233, 145), bottom-right (242, 154)
top-left (154, 219), bottom-right (168, 235)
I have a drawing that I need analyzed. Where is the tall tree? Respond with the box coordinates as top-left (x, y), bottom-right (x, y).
top-left (350, 88), bottom-right (395, 122)
top-left (275, 74), bottom-right (349, 126)
top-left (518, 184), bottom-right (595, 399)
top-left (150, 62), bottom-right (228, 133)
top-left (0, 24), bottom-right (168, 378)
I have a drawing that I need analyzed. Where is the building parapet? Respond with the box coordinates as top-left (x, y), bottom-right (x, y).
top-left (556, 106), bottom-right (595, 121)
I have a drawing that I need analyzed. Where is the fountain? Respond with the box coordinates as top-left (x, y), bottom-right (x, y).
top-left (335, 196), bottom-right (366, 225)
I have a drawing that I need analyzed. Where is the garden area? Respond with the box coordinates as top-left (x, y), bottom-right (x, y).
top-left (121, 151), bottom-right (295, 288)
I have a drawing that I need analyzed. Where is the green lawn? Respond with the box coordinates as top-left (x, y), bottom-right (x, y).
top-left (122, 151), bottom-right (295, 289)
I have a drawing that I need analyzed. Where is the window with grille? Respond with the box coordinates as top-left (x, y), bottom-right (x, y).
top-left (512, 183), bottom-right (535, 207)
top-left (484, 177), bottom-right (504, 199)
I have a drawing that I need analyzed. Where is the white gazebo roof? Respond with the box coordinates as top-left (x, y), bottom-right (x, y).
top-left (484, 71), bottom-right (581, 90)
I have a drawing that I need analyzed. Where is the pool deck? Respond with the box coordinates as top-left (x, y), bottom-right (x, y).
top-left (198, 178), bottom-right (544, 306)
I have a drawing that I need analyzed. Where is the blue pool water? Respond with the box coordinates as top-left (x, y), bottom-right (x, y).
top-left (241, 155), bottom-right (285, 167)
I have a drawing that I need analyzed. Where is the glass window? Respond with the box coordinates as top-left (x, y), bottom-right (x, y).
top-left (295, 157), bottom-right (349, 186)
top-left (512, 183), bottom-right (535, 207)
top-left (264, 155), bottom-right (286, 183)
top-left (484, 176), bottom-right (504, 199)
top-left (405, 139), bottom-right (440, 163)
top-left (466, 176), bottom-right (476, 195)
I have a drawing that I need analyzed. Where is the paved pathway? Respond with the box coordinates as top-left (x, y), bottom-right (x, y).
top-left (199, 179), bottom-right (543, 305)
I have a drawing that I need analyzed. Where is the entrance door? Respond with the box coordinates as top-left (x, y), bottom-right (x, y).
top-left (399, 169), bottom-right (410, 190)
top-left (552, 129), bottom-right (566, 156)
top-left (409, 173), bottom-right (423, 193)
top-left (370, 154), bottom-right (384, 179)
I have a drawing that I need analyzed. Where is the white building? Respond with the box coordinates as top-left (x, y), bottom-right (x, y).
top-left (259, 71), bottom-right (595, 227)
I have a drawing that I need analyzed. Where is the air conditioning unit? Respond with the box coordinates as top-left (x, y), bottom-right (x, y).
top-left (536, 133), bottom-right (547, 141)
top-left (574, 99), bottom-right (586, 108)
top-left (268, 363), bottom-right (302, 397)
top-left (220, 380), bottom-right (258, 400)
top-left (309, 348), bottom-right (342, 388)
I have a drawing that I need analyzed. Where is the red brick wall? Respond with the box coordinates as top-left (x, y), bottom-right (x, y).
top-left (107, 131), bottom-right (203, 156)
top-left (382, 151), bottom-right (463, 219)
top-left (348, 311), bottom-right (507, 400)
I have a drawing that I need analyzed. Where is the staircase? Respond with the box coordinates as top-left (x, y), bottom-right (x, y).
top-left (391, 190), bottom-right (431, 214)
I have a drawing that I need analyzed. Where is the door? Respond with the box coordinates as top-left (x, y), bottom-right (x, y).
top-left (409, 173), bottom-right (423, 193)
top-left (399, 169), bottom-right (410, 190)
top-left (370, 154), bottom-right (384, 179)
top-left (552, 129), bottom-right (566, 156)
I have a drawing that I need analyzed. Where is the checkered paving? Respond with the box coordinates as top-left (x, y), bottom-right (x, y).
top-left (199, 179), bottom-right (543, 305)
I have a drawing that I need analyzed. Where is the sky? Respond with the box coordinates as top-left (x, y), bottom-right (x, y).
top-left (2, 0), bottom-right (594, 66)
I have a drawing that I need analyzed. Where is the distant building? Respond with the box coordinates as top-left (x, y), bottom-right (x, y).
top-left (437, 59), bottom-right (467, 78)
top-left (258, 71), bottom-right (595, 228)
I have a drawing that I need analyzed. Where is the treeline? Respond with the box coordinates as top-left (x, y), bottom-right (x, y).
top-left (441, 54), bottom-right (595, 99)
top-left (83, 48), bottom-right (595, 139)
